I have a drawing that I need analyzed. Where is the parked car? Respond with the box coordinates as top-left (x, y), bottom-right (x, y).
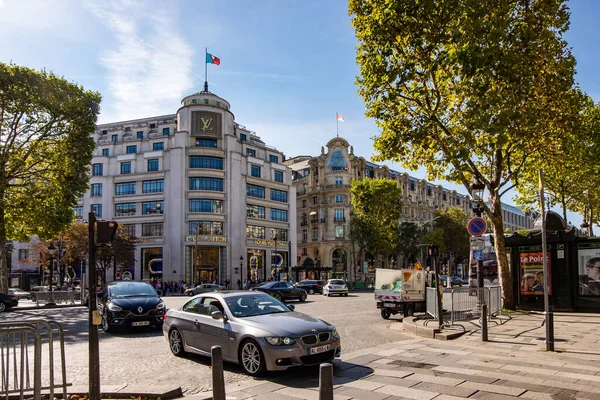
top-left (8, 288), bottom-right (31, 300)
top-left (295, 280), bottom-right (325, 295)
top-left (252, 281), bottom-right (307, 302)
top-left (98, 281), bottom-right (165, 333)
top-left (163, 291), bottom-right (341, 376)
top-left (440, 275), bottom-right (464, 287)
top-left (0, 293), bottom-right (19, 312)
top-left (184, 284), bottom-right (223, 296)
top-left (322, 279), bottom-right (349, 297)
top-left (482, 260), bottom-right (498, 276)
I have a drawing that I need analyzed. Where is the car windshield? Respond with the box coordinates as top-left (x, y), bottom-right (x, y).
top-left (330, 280), bottom-right (346, 285)
top-left (224, 294), bottom-right (290, 318)
top-left (108, 283), bottom-right (157, 298)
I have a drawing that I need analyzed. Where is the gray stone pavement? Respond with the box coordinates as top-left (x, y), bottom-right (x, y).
top-left (186, 311), bottom-right (600, 399)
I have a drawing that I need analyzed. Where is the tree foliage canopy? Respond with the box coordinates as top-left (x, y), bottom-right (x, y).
top-left (349, 178), bottom-right (404, 258)
top-left (0, 63), bottom-right (101, 292)
top-left (424, 207), bottom-right (470, 261)
top-left (349, 0), bottom-right (578, 309)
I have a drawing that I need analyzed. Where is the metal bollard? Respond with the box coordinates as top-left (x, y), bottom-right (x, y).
top-left (481, 303), bottom-right (488, 342)
top-left (319, 363), bottom-right (334, 400)
top-left (211, 345), bottom-right (226, 400)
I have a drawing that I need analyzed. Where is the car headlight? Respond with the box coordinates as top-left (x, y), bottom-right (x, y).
top-left (156, 302), bottom-right (165, 310)
top-left (107, 302), bottom-right (122, 312)
top-left (331, 328), bottom-right (339, 338)
top-left (265, 336), bottom-right (296, 346)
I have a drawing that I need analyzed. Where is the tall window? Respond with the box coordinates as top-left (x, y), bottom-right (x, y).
top-left (73, 207), bottom-right (83, 219)
top-left (246, 184), bottom-right (265, 198)
top-left (334, 209), bottom-right (345, 222)
top-left (251, 165), bottom-right (261, 178)
top-left (112, 134), bottom-right (118, 143)
top-left (126, 145), bottom-right (137, 154)
top-left (91, 204), bottom-right (102, 218)
top-left (142, 201), bottom-right (164, 215)
top-left (269, 155), bottom-right (279, 163)
top-left (137, 131), bottom-right (144, 139)
top-left (91, 183), bottom-right (102, 197)
top-left (163, 127), bottom-right (170, 135)
top-left (274, 170), bottom-right (283, 183)
top-left (142, 222), bottom-right (163, 237)
top-left (115, 203), bottom-right (136, 217)
top-left (246, 148), bottom-right (256, 157)
top-left (102, 148), bottom-right (109, 157)
top-left (270, 208), bottom-right (288, 222)
top-left (270, 229), bottom-right (288, 241)
top-left (143, 179), bottom-right (164, 193)
top-left (123, 224), bottom-right (136, 237)
top-left (246, 204), bottom-right (265, 219)
top-left (196, 138), bottom-right (217, 148)
top-left (270, 189), bottom-right (288, 202)
top-left (410, 181), bottom-right (416, 191)
top-left (189, 221), bottom-right (223, 236)
top-left (18, 249), bottom-right (29, 260)
top-left (147, 159), bottom-right (159, 172)
top-left (189, 199), bottom-right (223, 213)
top-left (92, 163), bottom-right (103, 176)
top-left (189, 177), bottom-right (223, 191)
top-left (240, 133), bottom-right (247, 141)
top-left (121, 161), bottom-right (131, 174)
top-left (335, 177), bottom-right (343, 185)
top-left (335, 194), bottom-right (343, 203)
top-left (115, 182), bottom-right (136, 196)
top-left (246, 225), bottom-right (265, 239)
top-left (153, 142), bottom-right (164, 151)
top-left (312, 227), bottom-right (319, 240)
top-left (189, 156), bottom-right (223, 170)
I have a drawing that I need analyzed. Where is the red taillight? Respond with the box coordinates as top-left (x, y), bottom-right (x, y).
top-left (328, 285), bottom-right (332, 289)
top-left (163, 314), bottom-right (168, 321)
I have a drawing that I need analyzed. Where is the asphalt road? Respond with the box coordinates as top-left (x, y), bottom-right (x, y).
top-left (3, 291), bottom-right (412, 395)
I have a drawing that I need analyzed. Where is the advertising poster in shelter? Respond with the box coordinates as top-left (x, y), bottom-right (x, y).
top-left (519, 252), bottom-right (551, 295)
top-left (577, 243), bottom-right (600, 296)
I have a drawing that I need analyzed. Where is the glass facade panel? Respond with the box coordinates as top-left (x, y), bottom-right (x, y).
top-left (246, 148), bottom-right (256, 157)
top-left (274, 170), bottom-right (283, 182)
top-left (269, 155), bottom-right (279, 163)
top-left (251, 165), bottom-right (261, 177)
top-left (92, 163), bottom-right (103, 176)
top-left (189, 199), bottom-right (223, 213)
top-left (126, 145), bottom-right (137, 154)
top-left (270, 208), bottom-right (288, 222)
top-left (147, 159), bottom-right (159, 172)
top-left (142, 179), bottom-right (164, 193)
top-left (189, 177), bottom-right (223, 191)
top-left (246, 184), bottom-right (265, 198)
top-left (189, 221), bottom-right (224, 236)
top-left (246, 204), bottom-right (265, 219)
top-left (195, 138), bottom-right (217, 148)
top-left (91, 183), bottom-right (102, 197)
top-left (142, 222), bottom-right (163, 237)
top-left (153, 142), bottom-right (164, 151)
top-left (189, 156), bottom-right (223, 169)
top-left (115, 203), bottom-right (136, 217)
top-left (270, 189), bottom-right (288, 202)
top-left (91, 204), bottom-right (102, 218)
top-left (246, 225), bottom-right (265, 239)
top-left (142, 201), bottom-right (164, 215)
top-left (121, 161), bottom-right (131, 174)
top-left (115, 182), bottom-right (136, 196)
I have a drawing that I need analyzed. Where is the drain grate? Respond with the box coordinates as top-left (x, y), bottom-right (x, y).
top-left (389, 360), bottom-right (437, 369)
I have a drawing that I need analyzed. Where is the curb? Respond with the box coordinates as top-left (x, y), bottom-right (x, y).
top-left (13, 304), bottom-right (85, 311)
top-left (68, 387), bottom-right (183, 400)
top-left (402, 316), bottom-right (468, 340)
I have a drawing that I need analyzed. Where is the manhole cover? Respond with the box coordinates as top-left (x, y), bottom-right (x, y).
top-left (389, 360), bottom-right (437, 369)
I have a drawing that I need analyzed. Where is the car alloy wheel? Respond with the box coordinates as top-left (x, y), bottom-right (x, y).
top-left (169, 329), bottom-right (185, 356)
top-left (308, 288), bottom-right (314, 295)
top-left (300, 292), bottom-right (307, 302)
top-left (101, 313), bottom-right (113, 333)
top-left (0, 302), bottom-right (6, 313)
top-left (274, 293), bottom-right (282, 301)
top-left (240, 340), bottom-right (265, 376)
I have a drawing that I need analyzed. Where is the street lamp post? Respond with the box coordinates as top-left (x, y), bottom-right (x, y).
top-left (239, 255), bottom-right (244, 289)
top-left (47, 243), bottom-right (57, 306)
top-left (470, 177), bottom-right (485, 292)
top-left (272, 233), bottom-right (278, 280)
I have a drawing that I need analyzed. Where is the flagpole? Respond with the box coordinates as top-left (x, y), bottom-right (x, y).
top-left (336, 111), bottom-right (339, 138)
top-left (204, 47), bottom-right (208, 92)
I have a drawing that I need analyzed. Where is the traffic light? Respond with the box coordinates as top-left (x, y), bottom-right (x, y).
top-left (427, 245), bottom-right (439, 257)
top-left (97, 221), bottom-right (118, 245)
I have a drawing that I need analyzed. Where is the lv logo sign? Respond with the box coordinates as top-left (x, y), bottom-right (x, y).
top-left (200, 118), bottom-right (213, 131)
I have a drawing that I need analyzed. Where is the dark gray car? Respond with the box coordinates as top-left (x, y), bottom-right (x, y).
top-left (163, 291), bottom-right (341, 376)
top-left (184, 284), bottom-right (223, 296)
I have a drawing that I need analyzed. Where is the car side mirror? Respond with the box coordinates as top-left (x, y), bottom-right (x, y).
top-left (211, 310), bottom-right (225, 320)
top-left (287, 304), bottom-right (295, 311)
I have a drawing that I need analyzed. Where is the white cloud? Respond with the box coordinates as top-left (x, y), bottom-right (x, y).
top-left (86, 0), bottom-right (194, 122)
top-left (0, 0), bottom-right (4, 8)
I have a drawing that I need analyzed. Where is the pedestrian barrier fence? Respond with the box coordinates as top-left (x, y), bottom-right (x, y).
top-left (34, 291), bottom-right (76, 306)
top-left (0, 320), bottom-right (69, 400)
top-left (450, 286), bottom-right (502, 324)
top-left (425, 287), bottom-right (438, 319)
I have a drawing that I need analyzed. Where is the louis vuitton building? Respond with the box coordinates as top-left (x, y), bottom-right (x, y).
top-left (73, 88), bottom-right (297, 285)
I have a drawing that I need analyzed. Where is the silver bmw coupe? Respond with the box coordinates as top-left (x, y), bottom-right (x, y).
top-left (163, 291), bottom-right (341, 376)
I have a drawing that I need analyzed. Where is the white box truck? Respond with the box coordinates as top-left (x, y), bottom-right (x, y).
top-left (374, 268), bottom-right (426, 319)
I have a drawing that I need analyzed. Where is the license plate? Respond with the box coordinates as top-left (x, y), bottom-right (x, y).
top-left (132, 321), bottom-right (150, 327)
top-left (309, 344), bottom-right (330, 355)
top-left (384, 303), bottom-right (396, 308)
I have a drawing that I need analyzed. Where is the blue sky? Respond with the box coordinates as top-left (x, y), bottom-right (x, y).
top-left (0, 0), bottom-right (596, 227)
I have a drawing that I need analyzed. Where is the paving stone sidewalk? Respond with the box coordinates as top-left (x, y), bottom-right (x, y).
top-left (187, 311), bottom-right (600, 400)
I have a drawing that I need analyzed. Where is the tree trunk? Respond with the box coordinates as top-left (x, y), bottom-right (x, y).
top-left (561, 192), bottom-right (567, 223)
top-left (490, 195), bottom-right (515, 310)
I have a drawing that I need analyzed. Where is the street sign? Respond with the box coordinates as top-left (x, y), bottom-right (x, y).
top-left (467, 217), bottom-right (487, 236)
top-left (470, 236), bottom-right (485, 250)
top-left (473, 250), bottom-right (483, 261)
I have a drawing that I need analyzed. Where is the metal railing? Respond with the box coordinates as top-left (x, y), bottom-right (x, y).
top-left (425, 287), bottom-right (438, 319)
top-left (0, 320), bottom-right (69, 400)
top-left (33, 291), bottom-right (76, 306)
top-left (449, 286), bottom-right (502, 324)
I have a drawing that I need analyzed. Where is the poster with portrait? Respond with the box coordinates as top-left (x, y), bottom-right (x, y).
top-left (519, 252), bottom-right (552, 295)
top-left (577, 244), bottom-right (600, 296)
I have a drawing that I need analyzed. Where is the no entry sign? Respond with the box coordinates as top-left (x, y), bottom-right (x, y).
top-left (467, 217), bottom-right (487, 236)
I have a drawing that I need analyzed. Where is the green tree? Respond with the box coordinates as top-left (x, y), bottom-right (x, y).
top-left (396, 222), bottom-right (424, 266)
top-left (0, 63), bottom-right (101, 293)
top-left (349, 178), bottom-right (404, 265)
top-left (350, 0), bottom-right (577, 309)
top-left (424, 207), bottom-right (470, 271)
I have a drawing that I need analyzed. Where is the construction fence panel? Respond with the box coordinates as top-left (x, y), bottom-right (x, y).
top-left (426, 287), bottom-right (438, 319)
top-left (488, 286), bottom-right (502, 316)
